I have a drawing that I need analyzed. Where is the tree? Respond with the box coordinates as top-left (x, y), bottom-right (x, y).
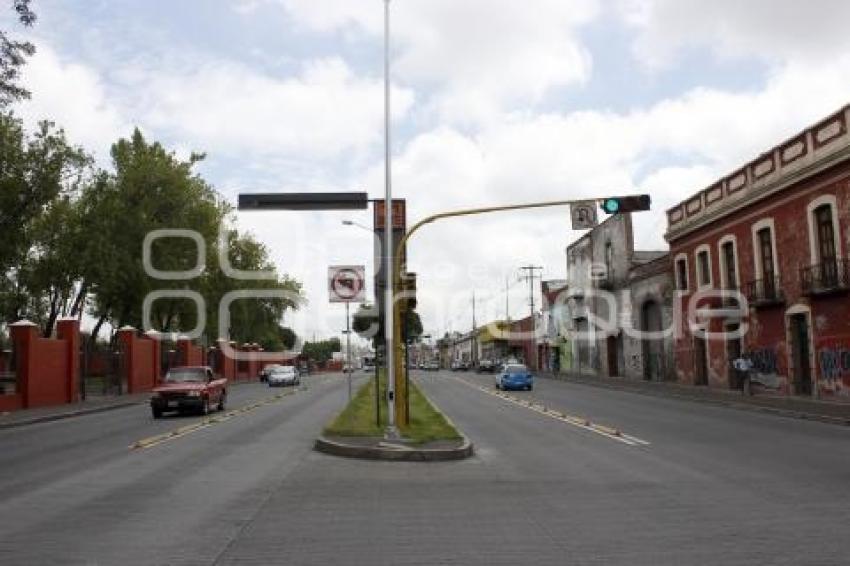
top-left (301, 338), bottom-right (341, 364)
top-left (0, 1), bottom-right (36, 107)
top-left (82, 129), bottom-right (223, 336)
top-left (352, 303), bottom-right (380, 342)
top-left (352, 302), bottom-right (422, 344)
top-left (278, 327), bottom-right (297, 350)
top-left (203, 228), bottom-right (302, 347)
top-left (0, 115), bottom-right (91, 328)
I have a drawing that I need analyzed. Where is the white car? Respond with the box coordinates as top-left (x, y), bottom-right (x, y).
top-left (268, 366), bottom-right (300, 387)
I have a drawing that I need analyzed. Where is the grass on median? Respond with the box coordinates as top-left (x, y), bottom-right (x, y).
top-left (323, 370), bottom-right (461, 445)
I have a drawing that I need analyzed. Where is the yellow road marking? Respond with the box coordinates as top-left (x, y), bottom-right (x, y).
top-left (449, 376), bottom-right (651, 447)
top-left (130, 389), bottom-right (299, 450)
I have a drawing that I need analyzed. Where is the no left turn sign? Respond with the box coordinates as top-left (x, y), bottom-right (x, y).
top-left (328, 265), bottom-right (366, 303)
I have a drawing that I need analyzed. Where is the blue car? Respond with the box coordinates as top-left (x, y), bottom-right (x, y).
top-left (495, 364), bottom-right (534, 391)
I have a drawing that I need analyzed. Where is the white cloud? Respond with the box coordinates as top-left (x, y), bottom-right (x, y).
top-left (345, 53), bottom-right (850, 331)
top-left (617, 0), bottom-right (850, 69)
top-left (15, 2), bottom-right (850, 339)
top-left (136, 56), bottom-right (413, 160)
top-left (16, 44), bottom-right (130, 160)
top-left (279, 0), bottom-right (599, 122)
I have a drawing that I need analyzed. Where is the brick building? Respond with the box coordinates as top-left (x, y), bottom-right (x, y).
top-left (665, 104), bottom-right (850, 399)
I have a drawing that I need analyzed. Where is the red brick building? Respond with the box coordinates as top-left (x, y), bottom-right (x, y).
top-left (665, 104), bottom-right (850, 400)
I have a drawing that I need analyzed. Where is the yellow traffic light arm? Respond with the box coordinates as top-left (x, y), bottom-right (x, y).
top-left (388, 195), bottom-right (640, 425)
top-left (392, 196), bottom-right (623, 280)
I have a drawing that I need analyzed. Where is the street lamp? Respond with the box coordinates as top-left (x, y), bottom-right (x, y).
top-left (382, 0), bottom-right (397, 438)
top-left (341, 219), bottom-right (372, 233)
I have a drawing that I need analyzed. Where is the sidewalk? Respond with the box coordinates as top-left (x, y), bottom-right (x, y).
top-left (0, 379), bottom-right (263, 430)
top-left (0, 393), bottom-right (148, 430)
top-left (540, 371), bottom-right (850, 426)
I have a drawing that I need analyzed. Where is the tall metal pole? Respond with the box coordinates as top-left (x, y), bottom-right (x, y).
top-left (472, 290), bottom-right (477, 367)
top-left (505, 276), bottom-right (510, 322)
top-left (345, 301), bottom-right (352, 402)
top-left (383, 0), bottom-right (397, 436)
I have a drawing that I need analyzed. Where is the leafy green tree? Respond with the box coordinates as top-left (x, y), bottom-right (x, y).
top-left (202, 228), bottom-right (302, 347)
top-left (0, 115), bottom-right (90, 327)
top-left (278, 327), bottom-right (297, 350)
top-left (0, 1), bottom-right (36, 107)
top-left (83, 129), bottom-right (222, 336)
top-left (301, 338), bottom-right (341, 363)
top-left (352, 302), bottom-right (422, 344)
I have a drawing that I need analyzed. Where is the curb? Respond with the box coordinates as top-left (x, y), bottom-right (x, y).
top-left (314, 435), bottom-right (474, 462)
top-left (0, 378), bottom-right (266, 431)
top-left (314, 379), bottom-right (474, 462)
top-left (543, 374), bottom-right (850, 427)
top-left (0, 400), bottom-right (143, 430)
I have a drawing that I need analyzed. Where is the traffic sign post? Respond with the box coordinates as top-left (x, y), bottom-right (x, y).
top-left (329, 265), bottom-right (366, 402)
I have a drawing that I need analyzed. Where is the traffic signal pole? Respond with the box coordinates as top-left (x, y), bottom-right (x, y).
top-left (390, 194), bottom-right (651, 426)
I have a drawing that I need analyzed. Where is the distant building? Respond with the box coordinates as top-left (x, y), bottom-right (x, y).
top-left (559, 213), bottom-right (673, 380)
top-left (665, 104), bottom-right (850, 399)
top-left (541, 280), bottom-right (568, 372)
top-left (478, 321), bottom-right (511, 362)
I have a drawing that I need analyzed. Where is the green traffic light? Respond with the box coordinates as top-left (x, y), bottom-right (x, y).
top-left (602, 198), bottom-right (619, 214)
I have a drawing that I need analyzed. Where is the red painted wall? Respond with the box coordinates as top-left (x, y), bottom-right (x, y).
top-left (10, 321), bottom-right (78, 409)
top-left (669, 163), bottom-right (850, 397)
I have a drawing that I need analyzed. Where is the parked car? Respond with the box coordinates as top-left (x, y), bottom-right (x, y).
top-left (495, 363), bottom-right (534, 391)
top-left (426, 361), bottom-right (440, 371)
top-left (259, 364), bottom-right (283, 382)
top-left (150, 366), bottom-right (227, 418)
top-left (476, 359), bottom-right (495, 373)
top-left (362, 362), bottom-right (375, 373)
top-left (268, 365), bottom-right (300, 387)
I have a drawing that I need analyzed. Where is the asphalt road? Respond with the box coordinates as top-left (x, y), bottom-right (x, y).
top-left (0, 369), bottom-right (848, 565)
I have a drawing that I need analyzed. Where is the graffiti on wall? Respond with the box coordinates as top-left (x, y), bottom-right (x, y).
top-left (745, 348), bottom-right (779, 375)
top-left (817, 338), bottom-right (850, 396)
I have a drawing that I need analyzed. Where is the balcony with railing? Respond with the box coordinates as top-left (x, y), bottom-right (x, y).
top-left (800, 259), bottom-right (850, 296)
top-left (744, 277), bottom-right (785, 307)
top-left (718, 282), bottom-right (741, 308)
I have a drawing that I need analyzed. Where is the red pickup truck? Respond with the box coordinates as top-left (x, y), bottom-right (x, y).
top-left (150, 366), bottom-right (227, 418)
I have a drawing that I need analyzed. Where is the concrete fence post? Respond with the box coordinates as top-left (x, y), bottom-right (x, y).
top-left (117, 326), bottom-right (137, 393)
top-left (9, 320), bottom-right (37, 408)
top-left (56, 317), bottom-right (80, 404)
top-left (145, 330), bottom-right (162, 385)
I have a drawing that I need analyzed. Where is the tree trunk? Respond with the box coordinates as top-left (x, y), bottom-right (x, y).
top-left (91, 312), bottom-right (109, 344)
top-left (70, 281), bottom-right (87, 318)
top-left (43, 288), bottom-right (61, 338)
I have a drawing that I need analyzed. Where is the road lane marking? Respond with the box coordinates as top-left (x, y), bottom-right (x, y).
top-left (130, 388), bottom-right (302, 450)
top-left (447, 375), bottom-right (651, 447)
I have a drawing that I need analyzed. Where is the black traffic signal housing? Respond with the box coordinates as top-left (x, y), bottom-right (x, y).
top-left (600, 194), bottom-right (651, 215)
top-left (399, 271), bottom-right (417, 312)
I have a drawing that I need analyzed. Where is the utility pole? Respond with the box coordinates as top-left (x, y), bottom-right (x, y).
top-left (519, 265), bottom-right (543, 370)
top-left (471, 290), bottom-right (477, 367)
top-left (505, 275), bottom-right (510, 322)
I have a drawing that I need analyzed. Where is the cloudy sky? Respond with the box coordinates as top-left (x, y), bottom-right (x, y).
top-left (6, 0), bottom-right (850, 344)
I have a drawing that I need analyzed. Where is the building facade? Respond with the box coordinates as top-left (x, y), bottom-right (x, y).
top-left (559, 213), bottom-right (671, 379)
top-left (665, 104), bottom-right (850, 399)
